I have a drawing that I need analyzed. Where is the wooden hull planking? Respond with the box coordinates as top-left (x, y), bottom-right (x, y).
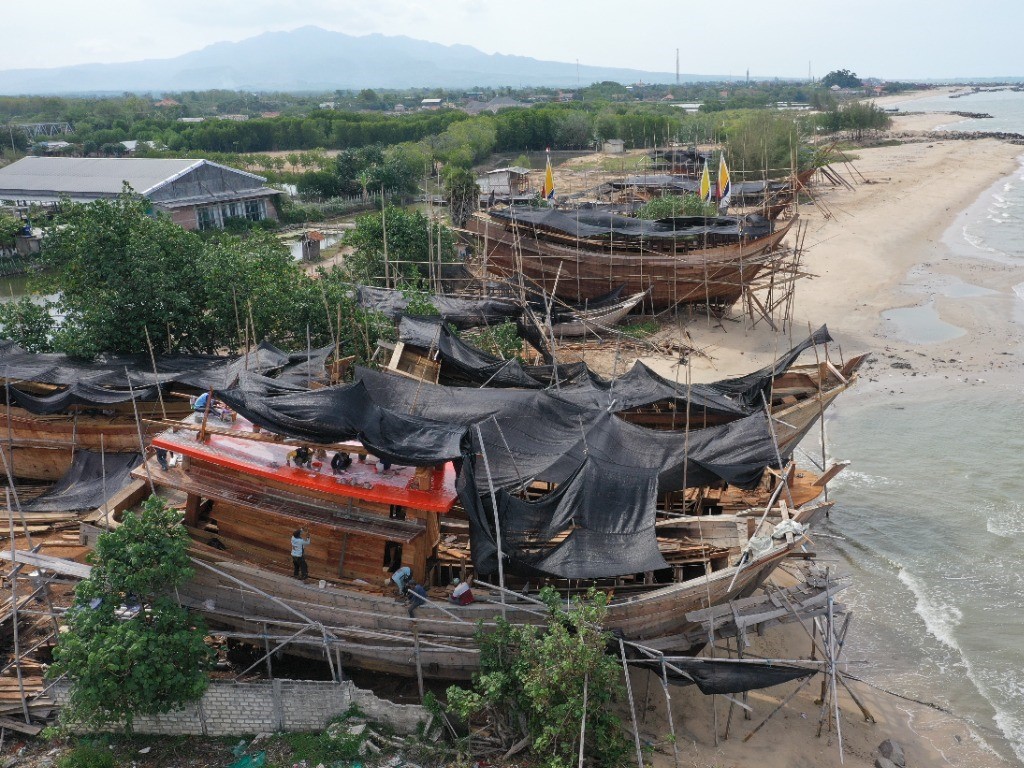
top-left (467, 216), bottom-right (794, 310)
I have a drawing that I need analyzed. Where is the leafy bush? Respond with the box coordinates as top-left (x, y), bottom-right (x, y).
top-left (462, 320), bottom-right (522, 361)
top-left (282, 716), bottom-right (364, 765)
top-left (400, 285), bottom-right (441, 316)
top-left (446, 587), bottom-right (629, 768)
top-left (0, 296), bottom-right (56, 352)
top-left (722, 110), bottom-right (803, 178)
top-left (636, 194), bottom-right (717, 219)
top-left (50, 497), bottom-right (215, 732)
top-left (344, 205), bottom-right (458, 286)
top-left (814, 102), bottom-right (893, 136)
top-left (0, 212), bottom-right (22, 249)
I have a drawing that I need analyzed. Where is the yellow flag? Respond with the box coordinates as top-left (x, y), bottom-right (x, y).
top-left (699, 161), bottom-right (711, 203)
top-left (542, 153), bottom-right (555, 200)
top-left (717, 153), bottom-right (731, 208)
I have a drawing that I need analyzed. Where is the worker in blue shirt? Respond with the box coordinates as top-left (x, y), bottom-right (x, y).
top-left (290, 528), bottom-right (310, 580)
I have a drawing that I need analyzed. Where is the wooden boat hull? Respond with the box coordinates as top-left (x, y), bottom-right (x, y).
top-left (550, 290), bottom-right (648, 337)
top-left (467, 216), bottom-right (793, 310)
top-left (0, 402), bottom-right (192, 481)
top-left (78, 521), bottom-right (800, 681)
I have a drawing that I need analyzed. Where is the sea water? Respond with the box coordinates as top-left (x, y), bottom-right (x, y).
top-left (819, 89), bottom-right (1024, 765)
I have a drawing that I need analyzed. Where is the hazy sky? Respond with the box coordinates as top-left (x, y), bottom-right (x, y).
top-left (4, 0), bottom-right (1019, 80)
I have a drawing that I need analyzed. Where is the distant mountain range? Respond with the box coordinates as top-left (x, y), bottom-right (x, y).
top-left (0, 26), bottom-right (734, 95)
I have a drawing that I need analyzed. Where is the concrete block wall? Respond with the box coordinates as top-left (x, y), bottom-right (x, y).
top-left (52, 679), bottom-right (426, 736)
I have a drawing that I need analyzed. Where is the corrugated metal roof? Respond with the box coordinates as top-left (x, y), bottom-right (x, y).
top-left (0, 157), bottom-right (267, 201)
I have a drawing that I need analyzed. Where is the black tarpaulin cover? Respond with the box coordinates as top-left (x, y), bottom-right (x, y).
top-left (637, 657), bottom-right (815, 695)
top-left (0, 339), bottom-right (333, 394)
top-left (398, 319), bottom-right (830, 426)
top-left (398, 317), bottom-right (591, 389)
top-left (216, 367), bottom-right (781, 580)
top-left (217, 379), bottom-right (468, 466)
top-left (489, 206), bottom-right (774, 241)
top-left (356, 286), bottom-right (522, 327)
top-left (497, 457), bottom-right (669, 578)
top-left (708, 325), bottom-right (832, 407)
top-left (552, 360), bottom-right (750, 420)
top-left (352, 366), bottom-right (777, 493)
top-left (22, 450), bottom-right (142, 513)
top-left (7, 382), bottom-right (163, 415)
top-left (399, 317), bottom-right (545, 388)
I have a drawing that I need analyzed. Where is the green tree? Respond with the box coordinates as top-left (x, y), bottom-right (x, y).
top-left (821, 69), bottom-right (862, 89)
top-left (50, 496), bottom-right (214, 732)
top-left (0, 212), bottom-right (23, 250)
top-left (296, 169), bottom-right (346, 199)
top-left (345, 206), bottom-right (458, 286)
top-left (197, 230), bottom-right (309, 350)
top-left (444, 166), bottom-right (479, 228)
top-left (0, 297), bottom-right (55, 352)
top-left (357, 89), bottom-right (381, 109)
top-left (814, 101), bottom-right (892, 137)
top-left (552, 110), bottom-right (593, 149)
top-left (446, 588), bottom-right (628, 768)
top-left (722, 111), bottom-right (802, 179)
top-left (38, 189), bottom-right (207, 356)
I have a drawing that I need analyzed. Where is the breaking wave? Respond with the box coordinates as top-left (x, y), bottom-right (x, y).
top-left (993, 677), bottom-right (1024, 764)
top-left (898, 567), bottom-right (962, 651)
top-left (898, 568), bottom-right (1024, 763)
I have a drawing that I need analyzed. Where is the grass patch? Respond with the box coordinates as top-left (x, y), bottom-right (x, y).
top-left (55, 744), bottom-right (116, 768)
top-left (620, 319), bottom-right (660, 339)
top-left (277, 716), bottom-right (365, 766)
top-left (569, 154), bottom-right (653, 172)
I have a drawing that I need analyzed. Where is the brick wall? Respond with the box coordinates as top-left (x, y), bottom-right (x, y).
top-left (52, 679), bottom-right (426, 736)
top-left (166, 205), bottom-right (198, 230)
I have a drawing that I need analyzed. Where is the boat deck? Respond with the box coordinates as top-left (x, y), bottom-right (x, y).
top-left (152, 417), bottom-right (459, 513)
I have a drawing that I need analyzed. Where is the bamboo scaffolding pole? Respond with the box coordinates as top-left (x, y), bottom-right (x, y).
top-left (619, 637), bottom-right (646, 768)
top-left (6, 490), bottom-right (30, 725)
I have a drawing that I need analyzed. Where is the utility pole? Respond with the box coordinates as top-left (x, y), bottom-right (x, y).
top-left (676, 48), bottom-right (680, 86)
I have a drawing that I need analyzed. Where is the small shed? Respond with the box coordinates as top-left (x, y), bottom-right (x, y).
top-left (603, 139), bottom-right (626, 155)
top-left (300, 230), bottom-right (324, 261)
top-left (475, 167), bottom-right (532, 204)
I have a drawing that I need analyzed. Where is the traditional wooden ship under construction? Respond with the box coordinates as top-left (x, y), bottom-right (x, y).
top-left (76, 330), bottom-right (859, 681)
top-left (0, 341), bottom-right (333, 482)
top-left (464, 206), bottom-right (795, 311)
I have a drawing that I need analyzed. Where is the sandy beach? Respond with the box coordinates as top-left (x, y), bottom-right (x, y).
top-left (588, 108), bottom-right (1024, 767)
top-left (629, 108), bottom-right (1024, 388)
